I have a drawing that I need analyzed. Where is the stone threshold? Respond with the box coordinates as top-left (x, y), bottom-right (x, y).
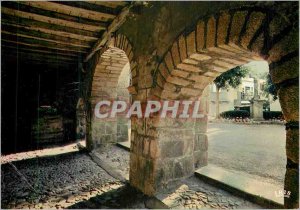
top-left (116, 142), bottom-right (284, 208)
top-left (117, 141), bottom-right (131, 151)
top-left (88, 150), bottom-right (127, 182)
top-left (195, 165), bottom-right (284, 209)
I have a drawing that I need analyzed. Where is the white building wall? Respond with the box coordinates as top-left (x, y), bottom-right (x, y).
top-left (270, 99), bottom-right (282, 111)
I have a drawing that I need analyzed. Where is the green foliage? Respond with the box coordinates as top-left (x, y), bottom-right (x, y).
top-left (214, 65), bottom-right (249, 90)
top-left (263, 74), bottom-right (278, 101)
top-left (263, 111), bottom-right (283, 120)
top-left (220, 110), bottom-right (250, 119)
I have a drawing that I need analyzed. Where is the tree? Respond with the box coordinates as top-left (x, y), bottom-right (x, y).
top-left (262, 73), bottom-right (278, 101)
top-left (213, 65), bottom-right (249, 118)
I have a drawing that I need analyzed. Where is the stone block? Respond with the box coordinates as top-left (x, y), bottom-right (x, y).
top-left (194, 115), bottom-right (208, 133)
top-left (286, 128), bottom-right (299, 163)
top-left (177, 63), bottom-right (201, 72)
top-left (183, 137), bottom-right (194, 155)
top-left (164, 51), bottom-right (174, 71)
top-left (194, 134), bottom-right (208, 151)
top-left (173, 155), bottom-right (194, 178)
top-left (268, 27), bottom-right (298, 63)
top-left (186, 31), bottom-right (196, 55)
top-left (241, 12), bottom-right (265, 48)
top-left (206, 16), bottom-right (216, 48)
top-left (161, 89), bottom-right (180, 100)
top-left (157, 127), bottom-right (193, 139)
top-left (160, 141), bottom-right (184, 158)
top-left (178, 35), bottom-right (187, 61)
top-left (217, 12), bottom-right (231, 45)
top-left (171, 69), bottom-right (189, 78)
top-left (155, 159), bottom-right (175, 186)
top-left (105, 121), bottom-right (117, 134)
top-left (149, 139), bottom-right (159, 158)
top-left (117, 134), bottom-right (128, 142)
top-left (171, 41), bottom-right (181, 66)
top-left (194, 150), bottom-right (208, 169)
top-left (229, 11), bottom-right (247, 44)
top-left (284, 168), bottom-right (299, 208)
top-left (270, 57), bottom-right (298, 84)
top-left (196, 21), bottom-right (205, 51)
top-left (156, 72), bottom-right (165, 88)
top-left (181, 87), bottom-right (201, 97)
top-left (166, 76), bottom-right (190, 86)
top-left (158, 63), bottom-right (170, 79)
top-left (143, 139), bottom-right (150, 156)
top-left (278, 85), bottom-right (299, 121)
top-left (164, 82), bottom-right (177, 92)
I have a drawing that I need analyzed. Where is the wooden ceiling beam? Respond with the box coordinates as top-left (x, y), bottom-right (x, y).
top-left (3, 55), bottom-right (77, 68)
top-left (3, 50), bottom-right (77, 63)
top-left (2, 20), bottom-right (98, 42)
top-left (2, 45), bottom-right (79, 59)
top-left (87, 1), bottom-right (128, 8)
top-left (2, 34), bottom-right (88, 53)
top-left (3, 53), bottom-right (78, 65)
top-left (54, 1), bottom-right (118, 15)
top-left (84, 4), bottom-right (132, 62)
top-left (1, 41), bottom-right (82, 57)
top-left (1, 14), bottom-right (102, 39)
top-left (2, 1), bottom-right (108, 28)
top-left (19, 1), bottom-right (116, 22)
top-left (2, 25), bottom-right (92, 48)
top-left (2, 7), bottom-right (103, 32)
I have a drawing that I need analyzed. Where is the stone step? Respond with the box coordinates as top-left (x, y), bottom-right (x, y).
top-left (195, 164), bottom-right (284, 208)
top-left (117, 141), bottom-right (130, 151)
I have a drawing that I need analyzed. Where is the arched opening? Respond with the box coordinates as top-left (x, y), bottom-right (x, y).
top-left (90, 46), bottom-right (132, 148)
top-left (132, 8), bottom-right (298, 208)
top-left (116, 62), bottom-right (132, 143)
top-left (152, 43), bottom-right (266, 190)
top-left (206, 60), bottom-right (286, 195)
top-left (76, 98), bottom-right (86, 145)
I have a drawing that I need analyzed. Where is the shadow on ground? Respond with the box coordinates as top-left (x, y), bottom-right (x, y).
top-left (67, 183), bottom-right (147, 209)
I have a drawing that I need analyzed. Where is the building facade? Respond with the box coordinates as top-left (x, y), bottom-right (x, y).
top-left (208, 76), bottom-right (282, 118)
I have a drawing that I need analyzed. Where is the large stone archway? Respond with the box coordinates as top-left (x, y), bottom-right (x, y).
top-left (86, 34), bottom-right (137, 150)
top-left (79, 2), bottom-right (298, 208)
top-left (127, 6), bottom-right (298, 208)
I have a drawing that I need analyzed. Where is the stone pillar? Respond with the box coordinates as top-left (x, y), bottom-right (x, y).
top-left (129, 98), bottom-right (209, 195)
top-left (155, 118), bottom-right (196, 192)
top-left (194, 87), bottom-right (209, 169)
top-left (278, 84), bottom-right (299, 209)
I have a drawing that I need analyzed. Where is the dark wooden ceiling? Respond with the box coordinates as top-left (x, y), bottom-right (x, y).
top-left (1, 1), bottom-right (129, 68)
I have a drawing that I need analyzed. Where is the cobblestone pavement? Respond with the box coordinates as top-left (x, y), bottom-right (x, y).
top-left (95, 144), bottom-right (262, 209)
top-left (95, 144), bottom-right (130, 180)
top-left (2, 143), bottom-right (263, 209)
top-left (158, 178), bottom-right (261, 209)
top-left (1, 146), bottom-right (144, 209)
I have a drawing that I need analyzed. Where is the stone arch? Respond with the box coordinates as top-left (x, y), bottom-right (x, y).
top-left (134, 7), bottom-right (298, 207)
top-left (89, 34), bottom-right (138, 149)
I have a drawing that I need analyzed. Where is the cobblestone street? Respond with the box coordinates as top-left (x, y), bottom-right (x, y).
top-left (1, 143), bottom-right (144, 209)
top-left (1, 143), bottom-right (263, 209)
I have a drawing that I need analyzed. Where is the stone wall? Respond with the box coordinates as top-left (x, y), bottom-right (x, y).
top-left (82, 2), bottom-right (298, 208)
